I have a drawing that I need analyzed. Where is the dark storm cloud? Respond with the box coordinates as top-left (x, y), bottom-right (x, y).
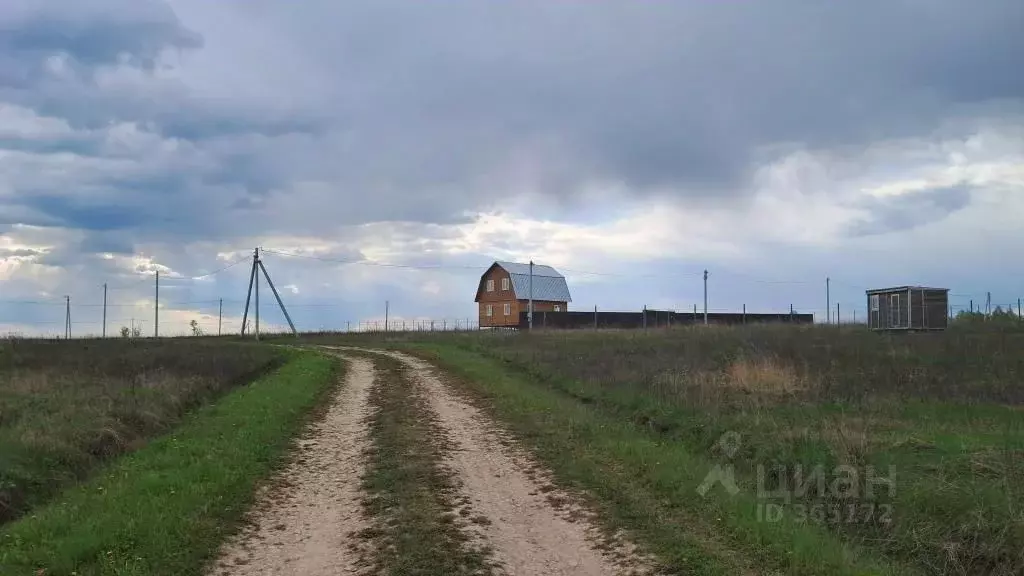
top-left (287, 0), bottom-right (1024, 197)
top-left (847, 185), bottom-right (974, 237)
top-left (0, 0), bottom-right (202, 67)
top-left (0, 0), bottom-right (1022, 254)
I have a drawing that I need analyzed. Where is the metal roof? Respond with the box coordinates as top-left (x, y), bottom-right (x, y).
top-left (494, 261), bottom-right (572, 302)
top-left (865, 286), bottom-right (949, 294)
top-left (494, 261), bottom-right (563, 278)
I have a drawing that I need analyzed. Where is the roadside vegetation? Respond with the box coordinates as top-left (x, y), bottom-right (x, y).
top-left (358, 351), bottom-right (495, 575)
top-left (0, 339), bottom-right (282, 527)
top-left (408, 324), bottom-right (1024, 575)
top-left (0, 350), bottom-right (337, 575)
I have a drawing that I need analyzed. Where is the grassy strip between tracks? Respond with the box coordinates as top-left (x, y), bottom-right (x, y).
top-left (0, 350), bottom-right (338, 576)
top-left (411, 343), bottom-right (912, 576)
top-left (357, 351), bottom-right (496, 575)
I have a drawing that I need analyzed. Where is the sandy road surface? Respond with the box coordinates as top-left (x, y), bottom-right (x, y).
top-left (208, 354), bottom-right (373, 576)
top-left (369, 348), bottom-right (651, 576)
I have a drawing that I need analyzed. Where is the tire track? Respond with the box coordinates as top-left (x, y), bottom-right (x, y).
top-left (357, 348), bottom-right (654, 576)
top-left (208, 355), bottom-right (374, 576)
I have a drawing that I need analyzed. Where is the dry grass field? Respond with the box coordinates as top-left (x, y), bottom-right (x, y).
top-left (0, 338), bottom-right (282, 526)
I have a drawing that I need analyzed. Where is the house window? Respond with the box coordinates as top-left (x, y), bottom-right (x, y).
top-left (503, 303), bottom-right (511, 316)
top-left (486, 304), bottom-right (493, 317)
top-left (554, 305), bottom-right (561, 312)
top-left (870, 295), bottom-right (879, 312)
top-left (889, 293), bottom-right (900, 327)
top-left (501, 277), bottom-right (510, 291)
top-left (486, 279), bottom-right (494, 292)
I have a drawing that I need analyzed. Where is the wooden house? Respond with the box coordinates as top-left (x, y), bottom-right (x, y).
top-left (866, 286), bottom-right (949, 331)
top-left (475, 261), bottom-right (571, 328)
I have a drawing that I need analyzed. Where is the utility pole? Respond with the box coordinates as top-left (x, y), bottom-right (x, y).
top-left (257, 257), bottom-right (298, 336)
top-left (703, 269), bottom-right (708, 326)
top-left (836, 302), bottom-right (840, 325)
top-left (826, 277), bottom-right (831, 325)
top-left (154, 271), bottom-right (159, 338)
top-left (528, 260), bottom-right (534, 331)
top-left (240, 248), bottom-right (258, 336)
top-left (255, 249), bottom-right (260, 342)
top-left (102, 283), bottom-right (107, 338)
top-left (218, 298), bottom-right (223, 336)
top-left (65, 295), bottom-right (70, 339)
top-left (385, 300), bottom-right (389, 332)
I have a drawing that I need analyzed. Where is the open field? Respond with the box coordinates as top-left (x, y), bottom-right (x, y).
top-left (0, 350), bottom-right (337, 575)
top-left (3, 324), bottom-right (1021, 575)
top-left (410, 325), bottom-right (1024, 575)
top-left (0, 339), bottom-right (283, 527)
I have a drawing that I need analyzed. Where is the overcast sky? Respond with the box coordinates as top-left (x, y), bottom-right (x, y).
top-left (1, 0), bottom-right (1022, 335)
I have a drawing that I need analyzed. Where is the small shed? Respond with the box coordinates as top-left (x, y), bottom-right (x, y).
top-left (866, 286), bottom-right (949, 331)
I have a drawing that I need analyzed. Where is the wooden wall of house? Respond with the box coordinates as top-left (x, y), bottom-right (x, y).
top-left (477, 267), bottom-right (516, 304)
top-left (479, 299), bottom-right (567, 327)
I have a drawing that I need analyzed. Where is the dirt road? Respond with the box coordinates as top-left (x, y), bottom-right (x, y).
top-left (209, 355), bottom-right (374, 576)
top-left (367, 348), bottom-right (650, 576)
top-left (210, 348), bottom-right (649, 575)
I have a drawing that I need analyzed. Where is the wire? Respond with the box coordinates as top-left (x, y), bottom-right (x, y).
top-left (105, 256), bottom-right (250, 290)
top-left (189, 257), bottom-right (251, 279)
top-left (263, 247), bottom-right (703, 278)
top-left (261, 248), bottom-right (481, 270)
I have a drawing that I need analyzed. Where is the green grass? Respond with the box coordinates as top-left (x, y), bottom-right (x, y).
top-left (413, 343), bottom-right (906, 576)
top-left (422, 325), bottom-right (1024, 576)
top-left (0, 338), bottom-right (282, 526)
top-left (358, 352), bottom-right (494, 575)
top-left (0, 350), bottom-right (338, 576)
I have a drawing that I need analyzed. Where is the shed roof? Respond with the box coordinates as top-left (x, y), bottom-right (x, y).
top-left (865, 286), bottom-right (949, 294)
top-left (475, 261), bottom-right (572, 302)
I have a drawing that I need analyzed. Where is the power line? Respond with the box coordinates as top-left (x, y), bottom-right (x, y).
top-left (263, 247), bottom-right (704, 278)
top-left (104, 256), bottom-right (250, 291)
top-left (261, 248), bottom-right (482, 270)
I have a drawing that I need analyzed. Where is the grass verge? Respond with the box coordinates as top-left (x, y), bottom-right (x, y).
top-left (0, 338), bottom-right (282, 526)
top-left (358, 352), bottom-right (495, 575)
top-left (453, 329), bottom-right (1024, 575)
top-left (412, 343), bottom-right (910, 576)
top-left (0, 350), bottom-right (337, 576)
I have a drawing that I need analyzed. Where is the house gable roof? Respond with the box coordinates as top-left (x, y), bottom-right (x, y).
top-left (474, 261), bottom-right (573, 303)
